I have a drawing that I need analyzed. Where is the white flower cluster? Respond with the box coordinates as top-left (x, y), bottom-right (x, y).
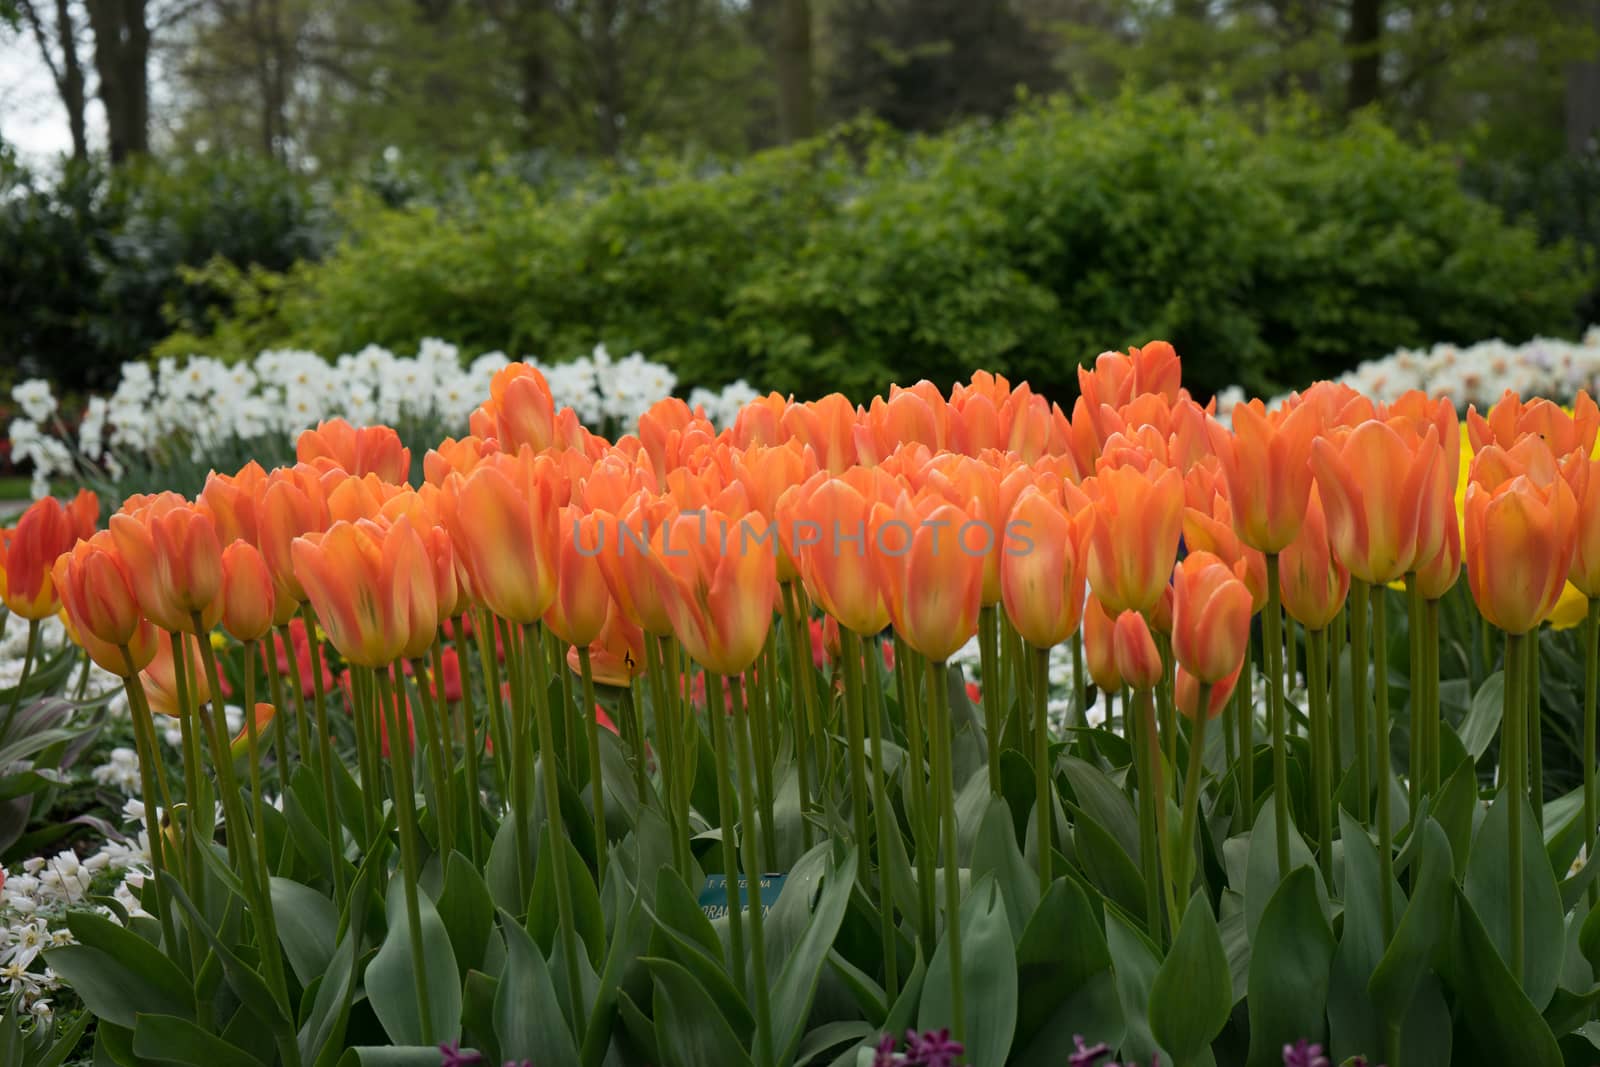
top-left (0, 798), bottom-right (153, 1025)
top-left (1215, 326), bottom-right (1600, 420)
top-left (6, 342), bottom-right (760, 499)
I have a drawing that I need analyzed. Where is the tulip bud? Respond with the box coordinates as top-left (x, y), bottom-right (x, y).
top-left (1176, 663), bottom-right (1239, 720)
top-left (1280, 486), bottom-right (1351, 630)
top-left (1084, 464), bottom-right (1184, 616)
top-left (1082, 596), bottom-right (1121, 693)
top-left (0, 496), bottom-right (79, 619)
top-left (1112, 610), bottom-right (1163, 691)
top-left (545, 507), bottom-right (611, 648)
top-left (221, 540), bottom-right (276, 642)
top-left (1171, 551), bottom-right (1253, 685)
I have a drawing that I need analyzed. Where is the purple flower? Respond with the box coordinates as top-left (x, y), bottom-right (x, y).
top-left (1069, 1034), bottom-right (1114, 1067)
top-left (902, 1028), bottom-right (965, 1067)
top-left (1282, 1040), bottom-right (1331, 1067)
top-left (438, 1043), bottom-right (484, 1067)
top-left (872, 1033), bottom-right (900, 1067)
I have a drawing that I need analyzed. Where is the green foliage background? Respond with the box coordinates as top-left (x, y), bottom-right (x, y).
top-left (157, 95), bottom-right (1591, 402)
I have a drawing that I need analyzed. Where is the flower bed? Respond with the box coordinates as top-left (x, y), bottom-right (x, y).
top-left (5, 339), bottom-right (1600, 1067)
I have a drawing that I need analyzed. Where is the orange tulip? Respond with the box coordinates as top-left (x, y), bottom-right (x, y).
top-left (545, 507), bottom-right (611, 648)
top-left (108, 500), bottom-right (224, 634)
top-left (326, 472), bottom-right (406, 524)
top-left (51, 533), bottom-right (159, 674)
top-left (424, 436), bottom-right (499, 487)
top-left (141, 633), bottom-right (212, 717)
top-left (730, 392), bottom-right (793, 449)
top-left (733, 442), bottom-right (818, 582)
top-left (1207, 400), bottom-right (1320, 553)
top-left (649, 509), bottom-right (778, 676)
top-left (1279, 486), bottom-right (1351, 630)
top-left (1176, 663), bottom-right (1239, 720)
top-left (1309, 420), bottom-right (1442, 584)
top-left (999, 486), bottom-right (1087, 648)
top-left (1082, 595), bottom-right (1121, 692)
top-left (876, 494), bottom-right (985, 663)
top-left (200, 462), bottom-right (266, 547)
top-left (921, 453), bottom-right (1006, 604)
top-left (296, 418), bottom-right (411, 484)
top-left (1078, 341), bottom-right (1184, 443)
top-left (1563, 453), bottom-right (1600, 598)
top-left (220, 540), bottom-right (275, 642)
top-left (595, 492), bottom-right (680, 635)
top-left (258, 464), bottom-right (329, 609)
top-left (1171, 551), bottom-right (1253, 684)
top-left (441, 453), bottom-right (561, 625)
top-left (229, 704), bottom-right (278, 761)
top-left (0, 496), bottom-right (80, 619)
top-left (1181, 486), bottom-right (1266, 612)
top-left (782, 394), bottom-right (859, 474)
top-left (1415, 518), bottom-right (1461, 601)
top-left (572, 605), bottom-right (647, 687)
top-left (792, 476), bottom-right (893, 636)
top-left (1466, 390), bottom-right (1600, 457)
top-left (291, 516), bottom-right (438, 667)
top-left (1112, 610), bottom-right (1163, 691)
top-left (64, 489), bottom-right (98, 541)
top-left (1464, 471), bottom-right (1578, 636)
top-left (1083, 462), bottom-right (1184, 615)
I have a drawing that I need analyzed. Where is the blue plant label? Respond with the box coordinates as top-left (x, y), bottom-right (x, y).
top-left (698, 873), bottom-right (787, 920)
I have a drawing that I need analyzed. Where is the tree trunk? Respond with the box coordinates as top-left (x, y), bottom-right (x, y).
top-left (84, 0), bottom-right (150, 163)
top-left (774, 0), bottom-right (815, 142)
top-left (1568, 0), bottom-right (1600, 154)
top-left (19, 0), bottom-right (90, 160)
top-left (1346, 0), bottom-right (1382, 112)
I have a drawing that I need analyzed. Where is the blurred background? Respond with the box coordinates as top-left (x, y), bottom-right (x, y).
top-left (0, 0), bottom-right (1597, 405)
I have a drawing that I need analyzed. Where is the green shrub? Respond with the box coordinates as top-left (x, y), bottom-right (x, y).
top-left (162, 94), bottom-right (1592, 401)
top-left (0, 154), bottom-right (327, 391)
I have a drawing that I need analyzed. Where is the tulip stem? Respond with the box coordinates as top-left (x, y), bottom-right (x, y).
top-left (1071, 631), bottom-right (1085, 729)
top-left (117, 649), bottom-right (180, 957)
top-left (901, 642), bottom-right (937, 947)
top-left (642, 634), bottom-right (680, 869)
top-left (706, 669), bottom-right (747, 990)
top-left (275, 624), bottom-right (313, 772)
top-left (774, 629), bottom-right (812, 851)
top-left (578, 648), bottom-right (608, 883)
top-left (242, 642), bottom-right (275, 925)
top-left (1370, 586), bottom-right (1395, 946)
top-left (1236, 641), bottom-right (1253, 831)
top-left (749, 634), bottom-right (779, 870)
top-left (928, 659), bottom-right (965, 1043)
top-left (730, 676), bottom-right (775, 1067)
top-left (1, 619), bottom-right (39, 742)
top-left (1505, 630), bottom-right (1527, 986)
top-left (410, 655), bottom-right (455, 857)
top-left (1349, 580), bottom-right (1371, 824)
top-left (348, 666), bottom-right (382, 845)
top-left (978, 606), bottom-right (1002, 794)
top-left (1424, 598), bottom-right (1440, 796)
top-left (523, 623), bottom-right (588, 1034)
top-left (192, 619), bottom-right (293, 1028)
top-left (451, 618), bottom-right (485, 867)
top-left (1330, 605), bottom-right (1344, 785)
top-left (1308, 628), bottom-right (1334, 887)
top-left (864, 634), bottom-right (899, 1001)
top-left (1032, 643), bottom-right (1052, 890)
top-left (168, 633), bottom-right (208, 903)
top-left (1585, 598), bottom-right (1599, 910)
top-left (780, 584), bottom-right (818, 846)
top-left (300, 605), bottom-right (347, 899)
top-left (1174, 683), bottom-right (1210, 919)
top-left (1265, 553), bottom-right (1290, 873)
top-left (840, 629), bottom-right (874, 888)
top-left (1406, 574), bottom-right (1424, 816)
top-left (1132, 686), bottom-right (1164, 941)
top-left (261, 636), bottom-right (293, 799)
top-left (1529, 628), bottom-right (1544, 828)
top-left (1156, 633), bottom-right (1179, 775)
top-left (376, 667), bottom-right (435, 1046)
top-left (475, 610), bottom-right (513, 804)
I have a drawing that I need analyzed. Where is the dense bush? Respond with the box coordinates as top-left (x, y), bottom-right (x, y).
top-left (0, 153), bottom-right (328, 392)
top-left (164, 94), bottom-right (1592, 402)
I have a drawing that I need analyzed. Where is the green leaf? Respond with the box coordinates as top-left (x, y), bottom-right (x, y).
top-left (335, 1049), bottom-right (445, 1066)
top-left (1070, 801), bottom-right (1147, 923)
top-left (771, 846), bottom-right (859, 1066)
top-left (496, 910), bottom-right (579, 1067)
top-left (1459, 670), bottom-right (1505, 760)
top-left (647, 870), bottom-right (754, 1041)
top-left (1013, 875), bottom-right (1119, 1055)
top-left (61, 910), bottom-right (195, 1023)
top-left (970, 795), bottom-right (1041, 943)
top-left (1061, 756), bottom-right (1141, 865)
top-left (1149, 893), bottom-right (1231, 1063)
top-left (269, 877), bottom-right (337, 988)
top-left (1443, 886), bottom-right (1564, 1067)
top-left (1105, 905), bottom-right (1170, 1067)
top-left (1464, 790), bottom-right (1566, 1011)
top-left (644, 956), bottom-right (755, 1067)
top-left (132, 1013), bottom-right (269, 1067)
top-left (437, 851), bottom-right (495, 980)
top-left (918, 874), bottom-right (1017, 1067)
top-left (1244, 798), bottom-right (1325, 941)
top-left (1246, 867), bottom-right (1334, 1067)
top-left (365, 875), bottom-right (463, 1046)
top-left (529, 830), bottom-right (606, 969)
top-left (1371, 819), bottom-right (1456, 1014)
top-left (45, 946), bottom-right (190, 1032)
